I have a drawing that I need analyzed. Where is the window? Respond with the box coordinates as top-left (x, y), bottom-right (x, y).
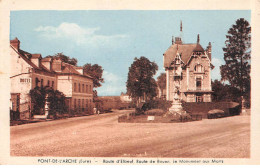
top-left (82, 99), bottom-right (84, 111)
top-left (196, 94), bottom-right (203, 102)
top-left (194, 64), bottom-right (203, 73)
top-left (16, 95), bottom-right (20, 111)
top-left (78, 83), bottom-right (81, 92)
top-left (86, 85), bottom-right (88, 93)
top-left (47, 80), bottom-right (50, 86)
top-left (41, 79), bottom-right (44, 87)
top-left (74, 99), bottom-right (77, 110)
top-left (196, 77), bottom-right (202, 90)
top-left (52, 81), bottom-right (54, 88)
top-left (89, 85), bottom-right (92, 93)
top-left (74, 83), bottom-right (77, 92)
top-left (82, 84), bottom-right (84, 93)
top-left (78, 99), bottom-right (81, 111)
top-left (86, 99), bottom-right (88, 110)
top-left (35, 78), bottom-right (39, 87)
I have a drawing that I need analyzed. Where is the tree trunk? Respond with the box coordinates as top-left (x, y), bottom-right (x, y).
top-left (240, 56), bottom-right (243, 96)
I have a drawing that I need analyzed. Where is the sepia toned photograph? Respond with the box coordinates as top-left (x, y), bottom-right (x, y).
top-left (8, 10), bottom-right (251, 159)
top-left (1, 0), bottom-right (260, 165)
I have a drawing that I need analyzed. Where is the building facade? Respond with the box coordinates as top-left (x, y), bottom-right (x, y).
top-left (120, 92), bottom-right (132, 103)
top-left (163, 34), bottom-right (214, 103)
top-left (53, 60), bottom-right (94, 114)
top-left (10, 38), bottom-right (94, 119)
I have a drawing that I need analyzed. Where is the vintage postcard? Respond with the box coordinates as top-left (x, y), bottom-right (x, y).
top-left (0, 0), bottom-right (260, 165)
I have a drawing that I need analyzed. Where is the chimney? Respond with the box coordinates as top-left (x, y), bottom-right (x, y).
top-left (31, 54), bottom-right (42, 67)
top-left (75, 66), bottom-right (83, 75)
top-left (10, 37), bottom-right (20, 50)
top-left (197, 34), bottom-right (200, 44)
top-left (175, 37), bottom-right (182, 44)
top-left (52, 58), bottom-right (62, 72)
top-left (41, 57), bottom-right (52, 71)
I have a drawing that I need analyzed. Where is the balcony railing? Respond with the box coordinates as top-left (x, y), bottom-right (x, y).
top-left (186, 88), bottom-right (213, 92)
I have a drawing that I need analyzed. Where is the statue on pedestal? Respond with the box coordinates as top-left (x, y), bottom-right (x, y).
top-left (168, 85), bottom-right (186, 115)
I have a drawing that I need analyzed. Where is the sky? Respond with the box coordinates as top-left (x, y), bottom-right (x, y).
top-left (10, 10), bottom-right (251, 96)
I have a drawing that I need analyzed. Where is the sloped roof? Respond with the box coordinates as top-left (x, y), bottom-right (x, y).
top-left (19, 49), bottom-right (32, 60)
top-left (58, 62), bottom-right (93, 79)
top-left (193, 44), bottom-right (204, 52)
top-left (10, 45), bottom-right (55, 74)
top-left (10, 46), bottom-right (38, 69)
top-left (163, 43), bottom-right (205, 68)
top-left (10, 39), bottom-right (93, 79)
top-left (61, 62), bottom-right (82, 75)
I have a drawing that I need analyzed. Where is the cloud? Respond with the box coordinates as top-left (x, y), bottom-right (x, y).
top-left (96, 71), bottom-right (126, 96)
top-left (35, 22), bottom-right (128, 48)
top-left (211, 57), bottom-right (223, 80)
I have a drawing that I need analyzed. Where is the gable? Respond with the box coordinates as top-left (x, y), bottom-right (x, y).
top-left (187, 55), bottom-right (211, 72)
top-left (163, 43), bottom-right (205, 68)
top-left (10, 46), bottom-right (33, 77)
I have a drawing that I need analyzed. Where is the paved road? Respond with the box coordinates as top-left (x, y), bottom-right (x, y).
top-left (11, 110), bottom-right (250, 158)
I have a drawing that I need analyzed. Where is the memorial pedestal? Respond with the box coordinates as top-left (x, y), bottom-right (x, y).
top-left (166, 101), bottom-right (186, 116)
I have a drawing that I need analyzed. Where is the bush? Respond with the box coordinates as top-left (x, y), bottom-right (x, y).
top-left (133, 99), bottom-right (172, 115)
top-left (179, 113), bottom-right (192, 122)
top-left (30, 86), bottom-right (68, 117)
top-left (135, 107), bottom-right (145, 115)
top-left (145, 109), bottom-right (165, 116)
top-left (208, 109), bottom-right (225, 119)
top-left (142, 99), bottom-right (172, 112)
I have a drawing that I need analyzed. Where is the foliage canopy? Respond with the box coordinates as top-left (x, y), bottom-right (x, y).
top-left (157, 73), bottom-right (166, 91)
top-left (83, 63), bottom-right (104, 88)
top-left (46, 53), bottom-right (78, 66)
top-left (220, 18), bottom-right (251, 96)
top-left (126, 56), bottom-right (158, 102)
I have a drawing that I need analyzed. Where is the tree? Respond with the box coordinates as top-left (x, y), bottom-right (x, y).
top-left (211, 79), bottom-right (240, 102)
top-left (30, 86), bottom-right (67, 116)
top-left (83, 63), bottom-right (104, 88)
top-left (30, 86), bottom-right (45, 115)
top-left (46, 53), bottom-right (78, 66)
top-left (126, 56), bottom-right (158, 103)
top-left (47, 88), bottom-right (68, 115)
top-left (220, 18), bottom-right (251, 97)
top-left (157, 72), bottom-right (166, 89)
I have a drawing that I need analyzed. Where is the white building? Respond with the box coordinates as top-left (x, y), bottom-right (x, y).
top-left (10, 38), bottom-right (94, 119)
